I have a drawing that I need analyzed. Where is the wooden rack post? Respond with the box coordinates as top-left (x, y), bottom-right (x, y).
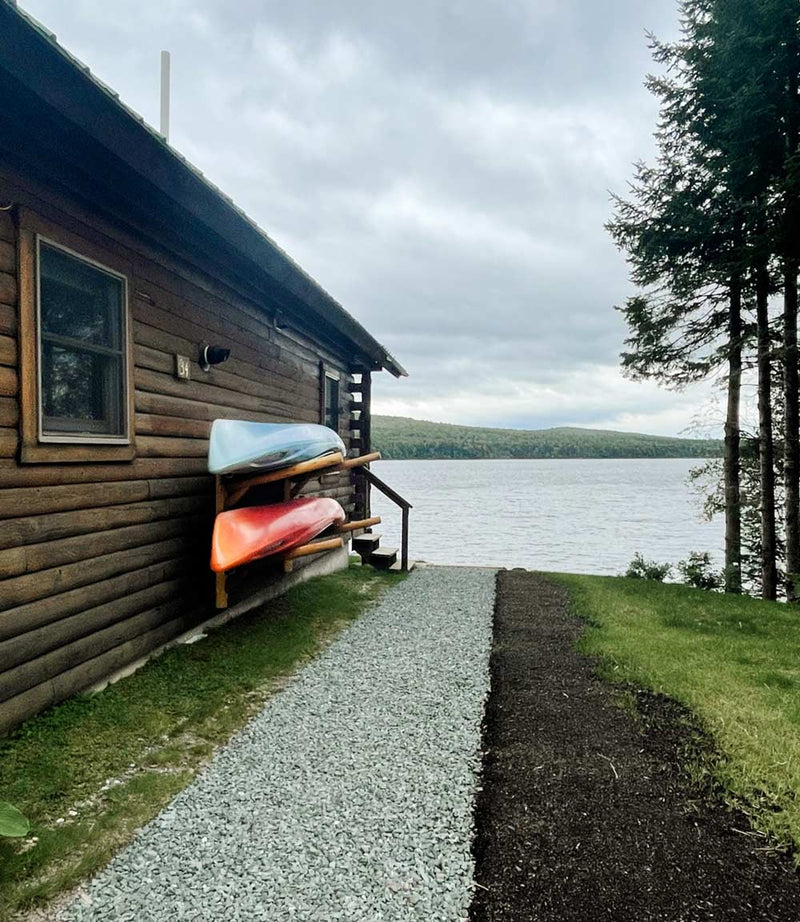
top-left (282, 536), bottom-right (344, 573)
top-left (335, 516), bottom-right (381, 534)
top-left (214, 475), bottom-right (228, 609)
top-left (223, 451), bottom-right (381, 507)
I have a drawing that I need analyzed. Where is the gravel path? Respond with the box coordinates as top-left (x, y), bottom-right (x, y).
top-left (64, 566), bottom-right (495, 922)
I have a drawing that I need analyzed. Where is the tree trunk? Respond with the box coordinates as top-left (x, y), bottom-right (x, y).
top-left (757, 261), bottom-right (778, 600)
top-left (724, 273), bottom-right (742, 593)
top-left (784, 265), bottom-right (799, 600)
top-left (783, 36), bottom-right (800, 601)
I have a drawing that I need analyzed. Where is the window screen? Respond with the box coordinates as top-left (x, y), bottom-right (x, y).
top-left (324, 374), bottom-right (340, 432)
top-left (38, 241), bottom-right (127, 439)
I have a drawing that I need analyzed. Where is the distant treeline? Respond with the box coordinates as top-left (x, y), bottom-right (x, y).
top-left (371, 416), bottom-right (722, 461)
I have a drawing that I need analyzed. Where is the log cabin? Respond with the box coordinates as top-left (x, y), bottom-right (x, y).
top-left (0, 3), bottom-right (406, 732)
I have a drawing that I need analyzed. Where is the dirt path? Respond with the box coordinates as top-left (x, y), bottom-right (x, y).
top-left (470, 570), bottom-right (800, 922)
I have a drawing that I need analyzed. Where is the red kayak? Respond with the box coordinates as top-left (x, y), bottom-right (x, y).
top-left (211, 497), bottom-right (345, 572)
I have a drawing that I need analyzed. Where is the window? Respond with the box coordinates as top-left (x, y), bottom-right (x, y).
top-left (37, 239), bottom-right (128, 441)
top-left (17, 214), bottom-right (134, 464)
top-left (324, 373), bottom-right (340, 432)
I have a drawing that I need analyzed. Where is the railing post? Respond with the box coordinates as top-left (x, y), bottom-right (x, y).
top-left (401, 505), bottom-right (409, 572)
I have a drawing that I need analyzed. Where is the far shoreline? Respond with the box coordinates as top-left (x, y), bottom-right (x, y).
top-left (372, 416), bottom-right (721, 463)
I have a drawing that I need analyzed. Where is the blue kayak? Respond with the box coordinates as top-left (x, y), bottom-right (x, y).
top-left (208, 420), bottom-right (346, 475)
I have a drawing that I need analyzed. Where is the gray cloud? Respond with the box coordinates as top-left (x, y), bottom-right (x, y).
top-left (21, 0), bottom-right (700, 434)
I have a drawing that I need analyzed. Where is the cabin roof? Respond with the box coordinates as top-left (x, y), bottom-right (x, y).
top-left (0, 1), bottom-right (406, 377)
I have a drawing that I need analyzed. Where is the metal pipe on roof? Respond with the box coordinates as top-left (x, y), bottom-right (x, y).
top-left (0, 7), bottom-right (406, 377)
top-left (160, 50), bottom-right (170, 142)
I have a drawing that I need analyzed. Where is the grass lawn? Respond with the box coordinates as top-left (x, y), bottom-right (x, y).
top-left (554, 574), bottom-right (800, 855)
top-left (0, 562), bottom-right (402, 921)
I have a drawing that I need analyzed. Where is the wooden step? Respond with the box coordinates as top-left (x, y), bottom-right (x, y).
top-left (352, 533), bottom-right (381, 559)
top-left (369, 546), bottom-right (397, 570)
top-left (389, 559), bottom-right (415, 573)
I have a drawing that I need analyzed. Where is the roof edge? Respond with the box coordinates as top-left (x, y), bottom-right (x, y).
top-left (1, 1), bottom-right (407, 377)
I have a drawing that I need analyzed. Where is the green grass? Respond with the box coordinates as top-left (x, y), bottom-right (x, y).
top-left (553, 573), bottom-right (800, 853)
top-left (0, 563), bottom-right (402, 920)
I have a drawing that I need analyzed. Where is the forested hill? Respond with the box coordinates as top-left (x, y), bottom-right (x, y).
top-left (371, 416), bottom-right (722, 460)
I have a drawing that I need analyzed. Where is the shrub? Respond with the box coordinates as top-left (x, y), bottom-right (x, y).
top-left (625, 553), bottom-right (672, 582)
top-left (678, 551), bottom-right (723, 591)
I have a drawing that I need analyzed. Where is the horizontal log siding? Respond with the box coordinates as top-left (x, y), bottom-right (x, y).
top-left (0, 177), bottom-right (357, 732)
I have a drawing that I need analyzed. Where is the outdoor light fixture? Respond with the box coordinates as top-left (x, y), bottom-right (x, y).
top-left (199, 344), bottom-right (231, 372)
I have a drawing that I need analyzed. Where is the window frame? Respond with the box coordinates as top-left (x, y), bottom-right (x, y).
top-left (35, 235), bottom-right (130, 445)
top-left (18, 209), bottom-right (136, 464)
top-left (319, 362), bottom-right (341, 433)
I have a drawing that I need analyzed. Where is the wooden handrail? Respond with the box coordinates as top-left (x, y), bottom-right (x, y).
top-left (357, 467), bottom-right (412, 571)
top-left (359, 467), bottom-right (412, 509)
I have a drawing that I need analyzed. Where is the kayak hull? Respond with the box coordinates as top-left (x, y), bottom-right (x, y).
top-left (211, 496), bottom-right (345, 572)
top-left (209, 420), bottom-right (346, 476)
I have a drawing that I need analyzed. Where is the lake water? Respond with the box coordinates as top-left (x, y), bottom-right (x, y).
top-left (369, 458), bottom-right (722, 575)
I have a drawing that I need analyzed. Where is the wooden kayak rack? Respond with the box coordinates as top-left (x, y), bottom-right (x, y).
top-left (223, 451), bottom-right (381, 506)
top-left (214, 452), bottom-right (382, 608)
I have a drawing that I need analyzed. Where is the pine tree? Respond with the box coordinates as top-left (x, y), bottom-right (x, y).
top-left (610, 0), bottom-right (800, 599)
top-left (772, 1), bottom-right (800, 599)
top-left (695, 0), bottom-right (788, 600)
top-left (608, 3), bottom-right (750, 593)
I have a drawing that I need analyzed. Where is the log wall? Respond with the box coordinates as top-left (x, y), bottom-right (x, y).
top-left (0, 171), bottom-right (361, 733)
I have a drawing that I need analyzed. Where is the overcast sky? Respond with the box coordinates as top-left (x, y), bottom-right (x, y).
top-left (21, 0), bottom-right (722, 436)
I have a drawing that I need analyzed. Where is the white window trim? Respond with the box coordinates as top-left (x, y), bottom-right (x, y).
top-left (35, 234), bottom-right (131, 445)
